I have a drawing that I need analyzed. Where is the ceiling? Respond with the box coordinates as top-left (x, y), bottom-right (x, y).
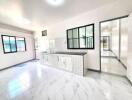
top-left (0, 0), bottom-right (116, 31)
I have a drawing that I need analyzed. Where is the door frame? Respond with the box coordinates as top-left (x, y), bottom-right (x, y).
top-left (99, 15), bottom-right (129, 72)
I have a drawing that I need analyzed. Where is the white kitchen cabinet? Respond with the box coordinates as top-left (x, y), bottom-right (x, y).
top-left (40, 52), bottom-right (87, 76)
top-left (49, 54), bottom-right (58, 66)
top-left (72, 55), bottom-right (84, 76)
top-left (40, 53), bottom-right (49, 65)
top-left (58, 55), bottom-right (72, 71)
top-left (65, 57), bottom-right (72, 71)
top-left (58, 56), bottom-right (65, 69)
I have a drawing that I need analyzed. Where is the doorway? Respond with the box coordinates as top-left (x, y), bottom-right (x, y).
top-left (101, 36), bottom-right (110, 51)
top-left (100, 16), bottom-right (128, 76)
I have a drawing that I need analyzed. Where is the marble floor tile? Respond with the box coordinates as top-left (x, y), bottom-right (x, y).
top-left (101, 50), bottom-right (115, 57)
top-left (0, 60), bottom-right (131, 100)
top-left (101, 57), bottom-right (126, 76)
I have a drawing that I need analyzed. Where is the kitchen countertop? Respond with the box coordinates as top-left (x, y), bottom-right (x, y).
top-left (43, 51), bottom-right (87, 55)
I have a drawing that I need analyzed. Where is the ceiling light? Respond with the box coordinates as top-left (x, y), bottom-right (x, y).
top-left (46, 0), bottom-right (65, 6)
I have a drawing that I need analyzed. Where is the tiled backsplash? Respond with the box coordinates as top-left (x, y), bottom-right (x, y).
top-left (48, 37), bottom-right (88, 53)
top-left (48, 37), bottom-right (67, 52)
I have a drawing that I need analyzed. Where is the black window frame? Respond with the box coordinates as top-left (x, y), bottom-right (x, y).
top-left (67, 24), bottom-right (95, 49)
top-left (1, 35), bottom-right (17, 54)
top-left (1, 35), bottom-right (26, 54)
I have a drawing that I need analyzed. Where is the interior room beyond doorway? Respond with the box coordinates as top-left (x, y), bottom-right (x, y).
top-left (100, 16), bottom-right (128, 76)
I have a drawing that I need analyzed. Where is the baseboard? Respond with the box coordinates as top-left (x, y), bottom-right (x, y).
top-left (0, 58), bottom-right (35, 71)
top-left (108, 50), bottom-right (127, 70)
top-left (88, 68), bottom-right (101, 72)
top-left (125, 76), bottom-right (132, 86)
top-left (101, 56), bottom-right (117, 58)
top-left (101, 71), bottom-right (125, 77)
top-left (118, 60), bottom-right (127, 70)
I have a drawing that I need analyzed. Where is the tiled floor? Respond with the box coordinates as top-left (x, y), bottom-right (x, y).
top-left (101, 57), bottom-right (126, 76)
top-left (0, 61), bottom-right (132, 100)
top-left (101, 50), bottom-right (126, 76)
top-left (101, 50), bottom-right (116, 57)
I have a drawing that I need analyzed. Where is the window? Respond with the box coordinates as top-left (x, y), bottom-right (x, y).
top-left (16, 37), bottom-right (26, 51)
top-left (1, 35), bottom-right (17, 53)
top-left (67, 24), bottom-right (94, 49)
top-left (1, 35), bottom-right (26, 54)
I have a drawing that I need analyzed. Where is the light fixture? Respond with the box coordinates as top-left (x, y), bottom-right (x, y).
top-left (46, 0), bottom-right (65, 6)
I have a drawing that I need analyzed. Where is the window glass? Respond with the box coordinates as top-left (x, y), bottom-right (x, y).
top-left (16, 37), bottom-right (26, 51)
top-left (1, 35), bottom-right (26, 53)
top-left (80, 38), bottom-right (86, 48)
top-left (86, 26), bottom-right (93, 37)
top-left (73, 39), bottom-right (79, 48)
top-left (86, 37), bottom-right (93, 48)
top-left (68, 30), bottom-right (72, 39)
top-left (67, 24), bottom-right (94, 49)
top-left (68, 39), bottom-right (73, 48)
top-left (2, 36), bottom-right (11, 52)
top-left (73, 28), bottom-right (78, 38)
top-left (86, 26), bottom-right (93, 48)
top-left (10, 37), bottom-right (16, 52)
top-left (79, 27), bottom-right (85, 38)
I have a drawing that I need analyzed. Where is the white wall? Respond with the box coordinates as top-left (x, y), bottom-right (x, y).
top-left (127, 13), bottom-right (132, 83)
top-left (34, 30), bottom-right (49, 59)
top-left (0, 27), bottom-right (35, 69)
top-left (35, 0), bottom-right (132, 70)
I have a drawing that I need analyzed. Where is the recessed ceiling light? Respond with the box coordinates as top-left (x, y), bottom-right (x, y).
top-left (46, 0), bottom-right (65, 6)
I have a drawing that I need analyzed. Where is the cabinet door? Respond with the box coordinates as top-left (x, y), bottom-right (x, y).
top-left (65, 57), bottom-right (72, 71)
top-left (58, 56), bottom-right (65, 69)
top-left (48, 55), bottom-right (54, 66)
top-left (43, 54), bottom-right (49, 65)
top-left (72, 56), bottom-right (84, 76)
top-left (52, 55), bottom-right (58, 66)
top-left (58, 56), bottom-right (72, 71)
